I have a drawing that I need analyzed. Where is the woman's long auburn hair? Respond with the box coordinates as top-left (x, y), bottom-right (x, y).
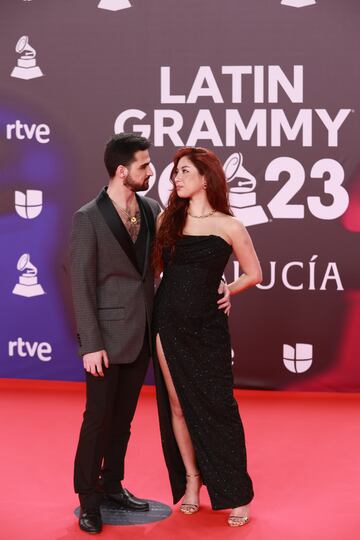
top-left (152, 147), bottom-right (233, 273)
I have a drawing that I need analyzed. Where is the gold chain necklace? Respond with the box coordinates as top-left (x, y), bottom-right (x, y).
top-left (187, 208), bottom-right (216, 219)
top-left (110, 197), bottom-right (138, 224)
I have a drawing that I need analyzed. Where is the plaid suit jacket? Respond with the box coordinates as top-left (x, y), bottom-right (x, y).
top-left (70, 187), bottom-right (161, 364)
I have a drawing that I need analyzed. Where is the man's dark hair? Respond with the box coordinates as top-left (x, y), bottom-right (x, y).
top-left (104, 133), bottom-right (151, 178)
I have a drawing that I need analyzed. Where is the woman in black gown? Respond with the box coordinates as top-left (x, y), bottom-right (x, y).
top-left (152, 147), bottom-right (262, 527)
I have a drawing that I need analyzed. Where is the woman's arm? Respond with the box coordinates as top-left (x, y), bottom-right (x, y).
top-left (154, 211), bottom-right (164, 279)
top-left (156, 210), bottom-right (164, 232)
top-left (226, 218), bottom-right (262, 295)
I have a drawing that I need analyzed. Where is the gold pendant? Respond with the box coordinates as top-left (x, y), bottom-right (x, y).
top-left (130, 216), bottom-right (137, 224)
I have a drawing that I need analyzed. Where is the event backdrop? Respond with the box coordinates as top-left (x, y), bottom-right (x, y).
top-left (1, 0), bottom-right (359, 391)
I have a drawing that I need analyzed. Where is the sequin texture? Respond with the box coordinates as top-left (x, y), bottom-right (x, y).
top-left (153, 235), bottom-right (254, 510)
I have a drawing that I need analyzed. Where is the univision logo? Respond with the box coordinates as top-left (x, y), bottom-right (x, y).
top-left (15, 190), bottom-right (43, 219)
top-left (283, 343), bottom-right (313, 373)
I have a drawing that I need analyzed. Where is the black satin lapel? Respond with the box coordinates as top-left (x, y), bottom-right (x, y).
top-left (96, 188), bottom-right (140, 274)
top-left (137, 195), bottom-right (155, 278)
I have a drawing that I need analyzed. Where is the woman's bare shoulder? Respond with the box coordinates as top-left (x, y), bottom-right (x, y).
top-left (156, 210), bottom-right (165, 231)
top-left (218, 214), bottom-right (246, 235)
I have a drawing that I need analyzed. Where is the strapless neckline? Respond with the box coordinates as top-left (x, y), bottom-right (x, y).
top-left (180, 234), bottom-right (232, 249)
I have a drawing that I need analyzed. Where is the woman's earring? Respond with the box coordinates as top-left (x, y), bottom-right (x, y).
top-left (203, 183), bottom-right (207, 190)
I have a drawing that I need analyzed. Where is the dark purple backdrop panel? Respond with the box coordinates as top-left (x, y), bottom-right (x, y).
top-left (0, 0), bottom-right (359, 390)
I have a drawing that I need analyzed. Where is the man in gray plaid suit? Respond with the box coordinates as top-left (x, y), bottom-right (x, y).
top-left (70, 133), bottom-right (161, 534)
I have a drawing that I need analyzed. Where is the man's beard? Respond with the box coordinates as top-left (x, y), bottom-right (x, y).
top-left (124, 173), bottom-right (150, 192)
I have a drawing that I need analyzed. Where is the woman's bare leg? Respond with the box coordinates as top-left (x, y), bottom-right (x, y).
top-left (156, 334), bottom-right (201, 507)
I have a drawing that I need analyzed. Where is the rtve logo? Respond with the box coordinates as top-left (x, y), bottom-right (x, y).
top-left (6, 121), bottom-right (50, 143)
top-left (283, 343), bottom-right (313, 373)
top-left (15, 190), bottom-right (43, 219)
top-left (98, 0), bottom-right (131, 10)
top-left (8, 338), bottom-right (52, 362)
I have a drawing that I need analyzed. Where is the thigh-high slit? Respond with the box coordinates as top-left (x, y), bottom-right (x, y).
top-left (152, 235), bottom-right (254, 510)
top-left (155, 334), bottom-right (199, 476)
top-left (153, 327), bottom-right (254, 510)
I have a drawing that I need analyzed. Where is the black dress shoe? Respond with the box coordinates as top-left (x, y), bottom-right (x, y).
top-left (105, 488), bottom-right (149, 512)
top-left (79, 509), bottom-right (102, 534)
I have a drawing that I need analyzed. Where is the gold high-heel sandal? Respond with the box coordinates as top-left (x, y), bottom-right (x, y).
top-left (227, 507), bottom-right (250, 527)
top-left (180, 472), bottom-right (201, 515)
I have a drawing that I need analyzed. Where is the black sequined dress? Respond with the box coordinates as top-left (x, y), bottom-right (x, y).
top-left (152, 235), bottom-right (254, 510)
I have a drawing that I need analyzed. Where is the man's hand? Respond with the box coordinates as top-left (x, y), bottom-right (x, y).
top-left (83, 350), bottom-right (109, 377)
top-left (217, 280), bottom-right (231, 316)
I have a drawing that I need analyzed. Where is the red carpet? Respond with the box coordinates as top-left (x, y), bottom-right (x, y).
top-left (0, 380), bottom-right (359, 540)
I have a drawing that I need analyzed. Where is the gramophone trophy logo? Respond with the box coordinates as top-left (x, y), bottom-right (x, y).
top-left (15, 190), bottom-right (43, 219)
top-left (281, 0), bottom-right (316, 7)
top-left (223, 152), bottom-right (268, 227)
top-left (98, 0), bottom-right (131, 10)
top-left (11, 36), bottom-right (43, 80)
top-left (12, 254), bottom-right (45, 297)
